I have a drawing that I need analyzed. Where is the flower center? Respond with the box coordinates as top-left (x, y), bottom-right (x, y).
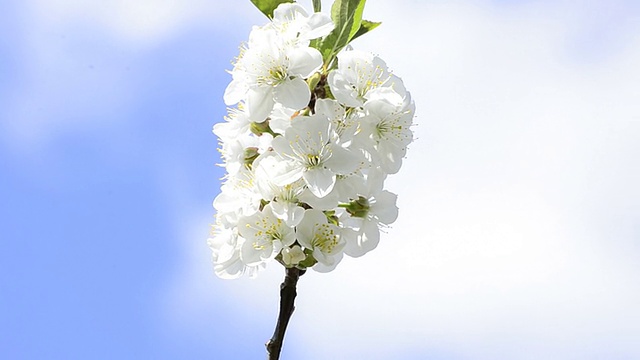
top-left (268, 66), bottom-right (288, 85)
top-left (356, 63), bottom-right (387, 99)
top-left (306, 154), bottom-right (322, 168)
top-left (250, 218), bottom-right (284, 250)
top-left (375, 110), bottom-right (412, 144)
top-left (312, 223), bottom-right (339, 253)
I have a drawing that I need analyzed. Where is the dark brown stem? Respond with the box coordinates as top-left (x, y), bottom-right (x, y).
top-left (266, 267), bottom-right (305, 360)
top-left (307, 73), bottom-right (327, 113)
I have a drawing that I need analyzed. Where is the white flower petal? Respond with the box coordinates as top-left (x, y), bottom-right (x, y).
top-left (304, 13), bottom-right (334, 39)
top-left (343, 222), bottom-right (380, 258)
top-left (324, 145), bottom-right (361, 175)
top-left (214, 258), bottom-right (245, 279)
top-left (274, 77), bottom-right (311, 110)
top-left (247, 87), bottom-right (275, 122)
top-left (377, 141), bottom-right (404, 174)
top-left (314, 98), bottom-right (345, 122)
top-left (271, 201), bottom-right (306, 227)
top-left (313, 252), bottom-right (343, 272)
top-left (295, 209), bottom-right (326, 248)
top-left (360, 221), bottom-right (381, 253)
top-left (287, 47), bottom-right (323, 78)
top-left (363, 96), bottom-right (396, 118)
top-left (328, 71), bottom-right (362, 107)
top-left (298, 188), bottom-right (339, 210)
top-left (372, 190), bottom-right (399, 224)
top-left (271, 165), bottom-right (305, 188)
top-left (240, 239), bottom-right (268, 266)
top-left (342, 228), bottom-right (364, 257)
top-left (303, 167), bottom-right (336, 198)
top-left (365, 86), bottom-right (405, 105)
top-left (273, 3), bottom-right (308, 22)
top-left (223, 78), bottom-right (247, 105)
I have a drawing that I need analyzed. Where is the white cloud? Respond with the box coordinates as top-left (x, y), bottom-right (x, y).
top-left (27, 0), bottom-right (263, 46)
top-left (291, 0), bottom-right (640, 358)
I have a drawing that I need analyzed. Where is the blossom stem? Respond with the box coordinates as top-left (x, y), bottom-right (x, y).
top-left (266, 267), bottom-right (305, 360)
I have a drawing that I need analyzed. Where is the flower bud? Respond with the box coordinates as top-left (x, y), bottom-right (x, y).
top-left (306, 72), bottom-right (322, 92)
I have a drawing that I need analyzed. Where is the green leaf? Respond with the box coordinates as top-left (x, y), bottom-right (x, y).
top-left (312, 0), bottom-right (322, 12)
top-left (310, 37), bottom-right (322, 51)
top-left (250, 0), bottom-right (295, 19)
top-left (337, 0), bottom-right (366, 40)
top-left (350, 19), bottom-right (381, 42)
top-left (319, 0), bottom-right (366, 64)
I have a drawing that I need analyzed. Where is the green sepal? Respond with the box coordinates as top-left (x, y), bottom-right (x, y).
top-left (312, 0), bottom-right (322, 12)
top-left (243, 147), bottom-right (260, 168)
top-left (338, 195), bottom-right (370, 218)
top-left (259, 199), bottom-right (270, 211)
top-left (250, 120), bottom-right (277, 137)
top-left (323, 210), bottom-right (340, 226)
top-left (250, 0), bottom-right (295, 19)
top-left (297, 249), bottom-right (318, 268)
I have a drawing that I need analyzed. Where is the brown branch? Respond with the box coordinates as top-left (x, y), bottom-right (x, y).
top-left (266, 267), bottom-right (305, 360)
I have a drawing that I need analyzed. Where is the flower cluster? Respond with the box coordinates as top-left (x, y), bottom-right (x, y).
top-left (209, 3), bottom-right (415, 278)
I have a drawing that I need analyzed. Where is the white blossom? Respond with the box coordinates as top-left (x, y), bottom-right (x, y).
top-left (224, 28), bottom-right (323, 122)
top-left (329, 169), bottom-right (397, 257)
top-left (238, 203), bottom-right (297, 266)
top-left (360, 89), bottom-right (415, 174)
top-left (271, 113), bottom-right (362, 198)
top-left (253, 153), bottom-right (307, 227)
top-left (328, 49), bottom-right (407, 108)
top-left (208, 223), bottom-right (263, 279)
top-left (269, 3), bottom-right (334, 44)
top-left (295, 209), bottom-right (345, 272)
top-left (213, 167), bottom-right (262, 227)
top-left (209, 2), bottom-right (415, 278)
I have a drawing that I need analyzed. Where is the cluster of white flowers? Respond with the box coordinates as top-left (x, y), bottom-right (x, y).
top-left (209, 3), bottom-right (415, 278)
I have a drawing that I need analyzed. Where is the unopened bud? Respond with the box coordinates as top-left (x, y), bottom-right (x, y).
top-left (306, 72), bottom-right (322, 91)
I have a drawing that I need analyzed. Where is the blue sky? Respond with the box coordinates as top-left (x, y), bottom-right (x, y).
top-left (1, 0), bottom-right (639, 359)
top-left (0, 1), bottom-right (260, 358)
